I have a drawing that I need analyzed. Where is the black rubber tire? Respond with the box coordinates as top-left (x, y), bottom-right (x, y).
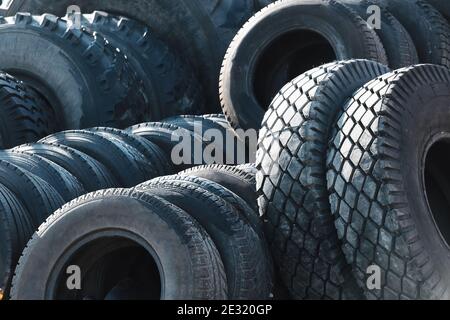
top-left (256, 60), bottom-right (389, 300)
top-left (219, 0), bottom-right (388, 131)
top-left (0, 184), bottom-right (34, 297)
top-left (326, 64), bottom-right (450, 300)
top-left (79, 12), bottom-right (206, 119)
top-left (0, 71), bottom-right (58, 149)
top-left (427, 0), bottom-right (450, 22)
top-left (39, 130), bottom-right (156, 187)
top-left (6, 0), bottom-right (251, 111)
top-left (13, 143), bottom-right (117, 192)
top-left (164, 115), bottom-right (248, 165)
top-left (236, 163), bottom-right (258, 176)
top-left (87, 127), bottom-right (172, 177)
top-left (127, 122), bottom-right (209, 172)
top-left (10, 189), bottom-right (228, 300)
top-left (0, 150), bottom-right (85, 202)
top-left (0, 13), bottom-right (147, 129)
top-left (0, 160), bottom-right (64, 226)
top-left (180, 164), bottom-right (258, 213)
top-left (385, 0), bottom-right (450, 67)
top-left (137, 176), bottom-right (272, 299)
top-left (341, 0), bottom-right (419, 68)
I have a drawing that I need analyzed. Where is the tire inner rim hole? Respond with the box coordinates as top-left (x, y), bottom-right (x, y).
top-left (253, 30), bottom-right (336, 110)
top-left (424, 138), bottom-right (450, 248)
top-left (54, 236), bottom-right (161, 300)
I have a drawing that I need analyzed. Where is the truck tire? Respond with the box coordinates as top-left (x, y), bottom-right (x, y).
top-left (79, 12), bottom-right (206, 119)
top-left (10, 189), bottom-right (227, 300)
top-left (219, 0), bottom-right (388, 131)
top-left (0, 185), bottom-right (34, 298)
top-left (341, 0), bottom-right (419, 68)
top-left (0, 160), bottom-right (64, 226)
top-left (13, 143), bottom-right (117, 192)
top-left (0, 13), bottom-right (147, 129)
top-left (0, 72), bottom-right (57, 149)
top-left (0, 151), bottom-right (84, 202)
top-left (137, 176), bottom-right (272, 299)
top-left (39, 130), bottom-right (156, 187)
top-left (87, 127), bottom-right (172, 177)
top-left (6, 0), bottom-right (228, 111)
top-left (427, 0), bottom-right (450, 22)
top-left (256, 60), bottom-right (389, 300)
top-left (326, 64), bottom-right (450, 299)
top-left (386, 0), bottom-right (450, 67)
top-left (180, 164), bottom-right (258, 213)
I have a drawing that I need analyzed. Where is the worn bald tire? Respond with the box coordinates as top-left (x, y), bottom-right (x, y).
top-left (326, 64), bottom-right (450, 300)
top-left (220, 0), bottom-right (388, 131)
top-left (13, 143), bottom-right (117, 192)
top-left (137, 176), bottom-right (272, 299)
top-left (0, 72), bottom-right (57, 149)
top-left (341, 0), bottom-right (419, 68)
top-left (0, 151), bottom-right (84, 202)
top-left (39, 130), bottom-right (159, 187)
top-left (256, 60), bottom-right (389, 300)
top-left (11, 189), bottom-right (227, 300)
top-left (0, 13), bottom-right (147, 129)
top-left (386, 0), bottom-right (450, 67)
top-left (79, 12), bottom-right (205, 119)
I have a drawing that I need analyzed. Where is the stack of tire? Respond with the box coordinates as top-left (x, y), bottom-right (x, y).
top-left (9, 164), bottom-right (274, 300)
top-left (0, 114), bottom-right (245, 299)
top-left (220, 0), bottom-right (450, 131)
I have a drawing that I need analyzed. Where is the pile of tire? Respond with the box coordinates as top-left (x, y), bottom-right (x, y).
top-left (0, 11), bottom-right (207, 147)
top-left (220, 0), bottom-right (450, 131)
top-left (257, 59), bottom-right (450, 300)
top-left (0, 114), bottom-right (245, 299)
top-left (9, 164), bottom-right (273, 300)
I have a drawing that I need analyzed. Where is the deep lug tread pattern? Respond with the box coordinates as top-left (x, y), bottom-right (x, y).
top-left (256, 60), bottom-right (390, 300)
top-left (0, 14), bottom-right (148, 129)
top-left (0, 72), bottom-right (57, 149)
top-left (80, 11), bottom-right (206, 118)
top-left (326, 64), bottom-right (450, 299)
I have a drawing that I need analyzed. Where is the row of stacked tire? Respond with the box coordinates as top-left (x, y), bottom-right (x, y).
top-left (0, 0), bottom-right (450, 300)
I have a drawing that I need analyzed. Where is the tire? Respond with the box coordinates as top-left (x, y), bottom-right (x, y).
top-left (180, 164), bottom-right (258, 213)
top-left (137, 176), bottom-right (272, 299)
top-left (39, 130), bottom-right (156, 187)
top-left (87, 127), bottom-right (172, 177)
top-left (164, 115), bottom-right (248, 165)
top-left (219, 0), bottom-right (388, 131)
top-left (127, 122), bottom-right (208, 172)
top-left (0, 13), bottom-right (147, 129)
top-left (11, 189), bottom-right (228, 300)
top-left (0, 184), bottom-right (34, 297)
top-left (0, 71), bottom-right (58, 149)
top-left (13, 143), bottom-right (117, 192)
top-left (256, 60), bottom-right (389, 300)
top-left (0, 160), bottom-right (64, 226)
top-left (386, 0), bottom-right (450, 67)
top-left (7, 0), bottom-right (224, 111)
top-left (236, 163), bottom-right (257, 176)
top-left (0, 151), bottom-right (85, 202)
top-left (326, 64), bottom-right (450, 300)
top-left (427, 0), bottom-right (450, 22)
top-left (79, 12), bottom-right (206, 119)
top-left (341, 0), bottom-right (419, 68)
